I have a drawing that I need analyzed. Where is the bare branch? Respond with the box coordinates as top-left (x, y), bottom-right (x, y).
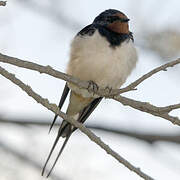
top-left (0, 1), bottom-right (6, 6)
top-left (119, 58), bottom-right (180, 94)
top-left (114, 95), bottom-right (180, 126)
top-left (0, 53), bottom-right (90, 94)
top-left (0, 53), bottom-right (180, 126)
top-left (0, 65), bottom-right (153, 180)
top-left (0, 53), bottom-right (180, 96)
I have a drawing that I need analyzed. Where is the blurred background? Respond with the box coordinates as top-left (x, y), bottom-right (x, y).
top-left (0, 1), bottom-right (180, 180)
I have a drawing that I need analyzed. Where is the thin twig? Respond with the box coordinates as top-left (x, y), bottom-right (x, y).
top-left (0, 53), bottom-right (90, 93)
top-left (0, 53), bottom-right (179, 96)
top-left (119, 58), bottom-right (180, 94)
top-left (0, 65), bottom-right (154, 180)
top-left (0, 53), bottom-right (180, 97)
top-left (114, 95), bottom-right (180, 126)
top-left (0, 53), bottom-right (180, 126)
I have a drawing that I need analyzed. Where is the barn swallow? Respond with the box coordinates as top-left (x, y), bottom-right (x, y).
top-left (42, 9), bottom-right (137, 177)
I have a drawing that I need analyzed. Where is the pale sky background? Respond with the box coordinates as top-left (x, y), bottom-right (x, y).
top-left (0, 1), bottom-right (180, 180)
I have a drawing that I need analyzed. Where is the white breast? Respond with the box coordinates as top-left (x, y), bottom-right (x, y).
top-left (67, 30), bottom-right (138, 97)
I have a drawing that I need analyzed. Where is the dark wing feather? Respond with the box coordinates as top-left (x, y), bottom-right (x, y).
top-left (71, 97), bottom-right (103, 133)
top-left (49, 83), bottom-right (70, 133)
top-left (79, 97), bottom-right (103, 123)
top-left (55, 97), bottom-right (103, 136)
top-left (77, 24), bottom-right (96, 36)
top-left (46, 134), bottom-right (71, 177)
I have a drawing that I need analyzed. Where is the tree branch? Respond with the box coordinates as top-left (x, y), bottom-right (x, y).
top-left (0, 53), bottom-right (180, 126)
top-left (0, 65), bottom-right (153, 180)
top-left (114, 95), bottom-right (180, 125)
top-left (119, 58), bottom-right (180, 94)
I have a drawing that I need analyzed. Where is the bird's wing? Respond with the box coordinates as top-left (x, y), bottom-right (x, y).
top-left (77, 24), bottom-right (96, 36)
top-left (78, 97), bottom-right (102, 123)
top-left (49, 83), bottom-right (70, 133)
top-left (58, 96), bottom-right (103, 136)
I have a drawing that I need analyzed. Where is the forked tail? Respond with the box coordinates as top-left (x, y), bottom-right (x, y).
top-left (42, 131), bottom-right (72, 177)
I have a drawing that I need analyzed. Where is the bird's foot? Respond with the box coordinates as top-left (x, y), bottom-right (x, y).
top-left (104, 86), bottom-right (113, 98)
top-left (87, 80), bottom-right (99, 94)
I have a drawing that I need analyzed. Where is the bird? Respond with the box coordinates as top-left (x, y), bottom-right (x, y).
top-left (42, 9), bottom-right (138, 177)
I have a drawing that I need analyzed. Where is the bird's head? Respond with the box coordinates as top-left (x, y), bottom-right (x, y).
top-left (93, 9), bottom-right (130, 34)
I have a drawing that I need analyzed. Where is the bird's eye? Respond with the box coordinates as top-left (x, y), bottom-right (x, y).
top-left (105, 16), bottom-right (120, 23)
top-left (108, 16), bottom-right (130, 23)
top-left (111, 16), bottom-right (121, 22)
top-left (121, 18), bottom-right (130, 23)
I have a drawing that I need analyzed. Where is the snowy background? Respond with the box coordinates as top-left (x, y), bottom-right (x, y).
top-left (0, 1), bottom-right (180, 180)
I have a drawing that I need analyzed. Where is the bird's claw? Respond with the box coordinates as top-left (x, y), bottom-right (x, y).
top-left (87, 80), bottom-right (99, 94)
top-left (104, 86), bottom-right (113, 97)
top-left (105, 86), bottom-right (112, 93)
